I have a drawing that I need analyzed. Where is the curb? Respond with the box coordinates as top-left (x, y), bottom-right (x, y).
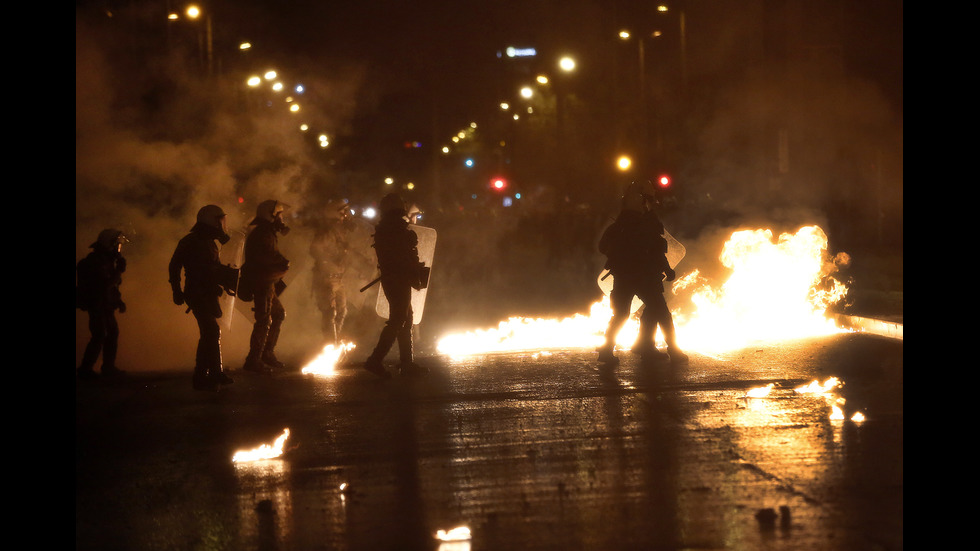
top-left (832, 313), bottom-right (903, 340)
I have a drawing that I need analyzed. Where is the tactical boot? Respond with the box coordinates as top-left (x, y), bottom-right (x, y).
top-left (262, 354), bottom-right (288, 371)
top-left (101, 365), bottom-right (126, 377)
top-left (597, 347), bottom-right (619, 366)
top-left (398, 361), bottom-right (428, 376)
top-left (243, 355), bottom-right (274, 374)
top-left (213, 371), bottom-right (235, 385)
top-left (77, 367), bottom-right (100, 381)
top-left (362, 356), bottom-right (391, 379)
top-left (667, 347), bottom-right (689, 364)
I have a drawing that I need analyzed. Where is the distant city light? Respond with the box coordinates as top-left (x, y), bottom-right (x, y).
top-left (465, 158), bottom-right (474, 167)
top-left (520, 87), bottom-right (533, 98)
top-left (559, 56), bottom-right (576, 72)
top-left (239, 42), bottom-right (252, 50)
top-left (246, 76), bottom-right (261, 87)
top-left (384, 177), bottom-right (394, 185)
top-left (264, 70), bottom-right (277, 80)
top-left (505, 46), bottom-right (537, 58)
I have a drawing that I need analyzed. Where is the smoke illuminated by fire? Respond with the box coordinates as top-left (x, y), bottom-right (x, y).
top-left (437, 225), bottom-right (848, 357)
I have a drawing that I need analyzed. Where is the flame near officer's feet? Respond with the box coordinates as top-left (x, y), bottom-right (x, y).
top-left (301, 342), bottom-right (356, 376)
top-left (437, 225), bottom-right (849, 357)
top-left (232, 428), bottom-right (290, 463)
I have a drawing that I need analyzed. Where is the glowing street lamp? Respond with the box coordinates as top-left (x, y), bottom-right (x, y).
top-left (617, 155), bottom-right (632, 171)
top-left (558, 56), bottom-right (576, 72)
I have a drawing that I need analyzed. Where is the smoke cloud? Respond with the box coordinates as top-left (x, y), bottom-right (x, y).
top-left (76, 8), bottom-right (366, 373)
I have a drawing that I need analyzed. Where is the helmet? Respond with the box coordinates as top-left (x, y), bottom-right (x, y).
top-left (379, 193), bottom-right (406, 214)
top-left (196, 204), bottom-right (231, 243)
top-left (92, 228), bottom-right (128, 251)
top-left (622, 180), bottom-right (657, 212)
top-left (253, 199), bottom-right (286, 224)
top-left (197, 205), bottom-right (227, 231)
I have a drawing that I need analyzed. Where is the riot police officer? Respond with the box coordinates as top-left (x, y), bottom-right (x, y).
top-left (169, 205), bottom-right (239, 391)
top-left (240, 200), bottom-right (291, 373)
top-left (76, 228), bottom-right (129, 380)
top-left (598, 182), bottom-right (688, 366)
top-left (362, 193), bottom-right (428, 378)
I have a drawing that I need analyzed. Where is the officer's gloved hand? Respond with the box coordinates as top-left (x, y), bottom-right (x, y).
top-left (172, 288), bottom-right (185, 306)
top-left (665, 267), bottom-right (676, 282)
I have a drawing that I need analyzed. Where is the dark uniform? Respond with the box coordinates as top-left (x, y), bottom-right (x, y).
top-left (598, 187), bottom-right (687, 365)
top-left (240, 201), bottom-right (290, 372)
top-left (76, 229), bottom-right (128, 380)
top-left (169, 206), bottom-right (237, 391)
top-left (363, 194), bottom-right (427, 378)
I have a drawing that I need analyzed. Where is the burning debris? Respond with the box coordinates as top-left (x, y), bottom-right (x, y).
top-left (232, 428), bottom-right (291, 463)
top-left (435, 526), bottom-right (471, 541)
top-left (795, 377), bottom-right (865, 423)
top-left (301, 342), bottom-right (356, 376)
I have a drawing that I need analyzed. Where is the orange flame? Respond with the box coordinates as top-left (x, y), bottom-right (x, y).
top-left (301, 342), bottom-right (356, 376)
top-left (437, 225), bottom-right (848, 356)
top-left (232, 428), bottom-right (290, 463)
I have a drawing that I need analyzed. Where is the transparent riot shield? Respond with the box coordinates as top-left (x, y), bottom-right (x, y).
top-left (597, 228), bottom-right (686, 313)
top-left (219, 229), bottom-right (246, 332)
top-left (376, 225), bottom-right (437, 325)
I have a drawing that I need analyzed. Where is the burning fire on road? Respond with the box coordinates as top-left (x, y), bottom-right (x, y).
top-left (301, 342), bottom-right (356, 376)
top-left (437, 225), bottom-right (849, 357)
top-left (232, 428), bottom-right (291, 463)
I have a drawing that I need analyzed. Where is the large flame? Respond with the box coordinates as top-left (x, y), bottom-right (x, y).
top-left (437, 225), bottom-right (848, 357)
top-left (232, 428), bottom-right (290, 463)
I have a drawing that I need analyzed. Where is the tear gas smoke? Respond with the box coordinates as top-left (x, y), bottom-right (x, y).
top-left (76, 10), bottom-right (364, 372)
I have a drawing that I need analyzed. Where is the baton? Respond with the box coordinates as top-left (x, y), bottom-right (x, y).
top-left (359, 276), bottom-right (381, 293)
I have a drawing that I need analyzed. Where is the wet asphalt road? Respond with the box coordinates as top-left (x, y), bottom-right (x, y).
top-left (76, 331), bottom-right (902, 551)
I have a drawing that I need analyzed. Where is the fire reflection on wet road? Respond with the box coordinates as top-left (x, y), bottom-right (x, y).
top-left (76, 332), bottom-right (901, 551)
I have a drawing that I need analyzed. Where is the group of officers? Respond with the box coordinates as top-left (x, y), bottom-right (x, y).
top-left (76, 182), bottom-right (686, 390)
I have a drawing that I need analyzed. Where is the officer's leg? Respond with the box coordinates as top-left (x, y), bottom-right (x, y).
top-left (78, 309), bottom-right (107, 378)
top-left (261, 297), bottom-right (286, 368)
top-left (245, 288), bottom-right (273, 371)
top-left (101, 311), bottom-right (122, 374)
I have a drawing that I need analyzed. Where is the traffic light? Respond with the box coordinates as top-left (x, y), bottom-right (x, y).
top-left (490, 177), bottom-right (507, 191)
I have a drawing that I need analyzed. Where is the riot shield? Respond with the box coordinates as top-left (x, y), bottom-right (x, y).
top-left (375, 225), bottom-right (437, 325)
top-left (597, 228), bottom-right (686, 314)
top-left (219, 229), bottom-right (246, 332)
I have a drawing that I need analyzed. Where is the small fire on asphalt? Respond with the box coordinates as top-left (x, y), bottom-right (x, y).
top-left (232, 428), bottom-right (290, 463)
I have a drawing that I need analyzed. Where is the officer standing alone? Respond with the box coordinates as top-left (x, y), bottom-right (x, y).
top-left (76, 229), bottom-right (129, 380)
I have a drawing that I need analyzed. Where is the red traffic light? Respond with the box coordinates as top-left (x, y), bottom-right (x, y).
top-left (490, 177), bottom-right (507, 191)
top-left (657, 174), bottom-right (671, 188)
